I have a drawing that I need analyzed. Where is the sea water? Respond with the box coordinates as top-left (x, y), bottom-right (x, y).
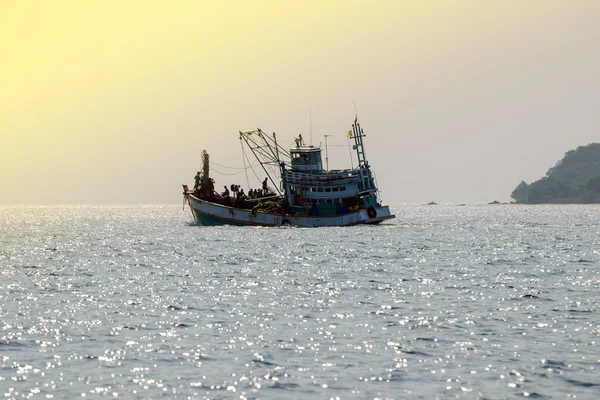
top-left (0, 204), bottom-right (599, 399)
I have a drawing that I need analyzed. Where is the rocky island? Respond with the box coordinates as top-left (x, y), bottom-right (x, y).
top-left (511, 143), bottom-right (600, 204)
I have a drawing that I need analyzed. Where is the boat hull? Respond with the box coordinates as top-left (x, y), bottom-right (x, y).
top-left (187, 195), bottom-right (394, 227)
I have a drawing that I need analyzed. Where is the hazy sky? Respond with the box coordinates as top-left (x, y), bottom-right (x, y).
top-left (1, 0), bottom-right (598, 204)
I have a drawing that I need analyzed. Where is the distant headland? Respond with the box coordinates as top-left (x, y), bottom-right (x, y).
top-left (511, 143), bottom-right (600, 204)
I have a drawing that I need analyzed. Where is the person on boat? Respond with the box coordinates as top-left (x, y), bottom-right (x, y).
top-left (237, 189), bottom-right (246, 200)
top-left (231, 184), bottom-right (239, 198)
top-left (199, 178), bottom-right (214, 200)
top-left (249, 189), bottom-right (255, 199)
top-left (262, 178), bottom-right (269, 194)
top-left (222, 186), bottom-right (230, 198)
top-left (194, 171), bottom-right (201, 190)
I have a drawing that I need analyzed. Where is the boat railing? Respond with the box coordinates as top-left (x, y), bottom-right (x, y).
top-left (245, 194), bottom-right (282, 202)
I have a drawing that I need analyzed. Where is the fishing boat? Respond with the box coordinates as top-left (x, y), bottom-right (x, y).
top-left (182, 118), bottom-right (395, 227)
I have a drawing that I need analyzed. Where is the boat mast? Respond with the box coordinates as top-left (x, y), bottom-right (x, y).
top-left (238, 129), bottom-right (289, 196)
top-left (351, 117), bottom-right (368, 168)
top-left (201, 150), bottom-right (210, 181)
top-left (350, 116), bottom-right (376, 194)
top-left (273, 131), bottom-right (287, 197)
top-left (272, 132), bottom-right (281, 169)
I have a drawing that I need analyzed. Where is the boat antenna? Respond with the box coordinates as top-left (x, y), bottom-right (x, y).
top-left (324, 134), bottom-right (332, 171)
top-left (309, 107), bottom-right (312, 146)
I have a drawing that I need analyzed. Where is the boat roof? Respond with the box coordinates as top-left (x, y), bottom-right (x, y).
top-left (290, 146), bottom-right (321, 153)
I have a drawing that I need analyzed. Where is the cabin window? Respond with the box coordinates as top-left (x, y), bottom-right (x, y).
top-left (317, 188), bottom-right (324, 192)
top-left (326, 199), bottom-right (333, 203)
top-left (311, 188), bottom-right (316, 192)
top-left (333, 188), bottom-right (338, 192)
top-left (294, 153), bottom-right (308, 162)
top-left (325, 188), bottom-right (331, 192)
top-left (340, 186), bottom-right (346, 191)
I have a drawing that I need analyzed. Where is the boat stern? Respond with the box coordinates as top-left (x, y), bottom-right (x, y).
top-left (363, 205), bottom-right (395, 224)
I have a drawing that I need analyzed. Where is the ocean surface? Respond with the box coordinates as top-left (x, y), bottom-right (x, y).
top-left (1, 204), bottom-right (599, 399)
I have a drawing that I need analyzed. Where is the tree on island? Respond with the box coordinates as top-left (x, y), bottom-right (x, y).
top-left (511, 143), bottom-right (600, 204)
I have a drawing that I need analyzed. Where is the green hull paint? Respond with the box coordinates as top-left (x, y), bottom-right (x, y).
top-left (192, 211), bottom-right (247, 226)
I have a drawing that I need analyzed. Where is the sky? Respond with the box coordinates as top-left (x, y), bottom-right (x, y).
top-left (1, 0), bottom-right (599, 204)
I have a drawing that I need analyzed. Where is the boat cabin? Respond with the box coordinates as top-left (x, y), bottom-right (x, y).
top-left (284, 142), bottom-right (378, 216)
top-left (290, 147), bottom-right (323, 172)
